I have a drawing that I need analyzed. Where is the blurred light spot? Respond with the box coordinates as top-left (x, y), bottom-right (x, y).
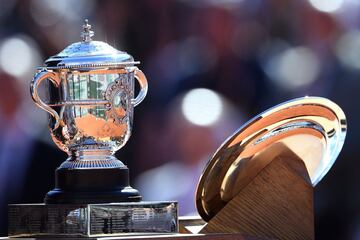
top-left (181, 88), bottom-right (223, 126)
top-left (136, 162), bottom-right (192, 201)
top-left (347, 0), bottom-right (360, 5)
top-left (30, 0), bottom-right (66, 26)
top-left (335, 30), bottom-right (360, 70)
top-left (308, 0), bottom-right (344, 13)
top-left (265, 46), bottom-right (320, 90)
top-left (0, 37), bottom-right (35, 78)
top-left (0, 36), bottom-right (45, 138)
top-left (30, 0), bottom-right (95, 27)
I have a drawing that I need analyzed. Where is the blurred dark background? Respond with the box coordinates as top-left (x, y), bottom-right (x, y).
top-left (0, 0), bottom-right (359, 238)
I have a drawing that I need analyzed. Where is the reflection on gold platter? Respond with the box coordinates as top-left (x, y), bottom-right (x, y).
top-left (196, 97), bottom-right (347, 221)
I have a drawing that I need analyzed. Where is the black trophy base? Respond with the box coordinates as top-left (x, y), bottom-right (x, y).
top-left (8, 201), bottom-right (178, 237)
top-left (45, 167), bottom-right (142, 204)
top-left (45, 186), bottom-right (141, 204)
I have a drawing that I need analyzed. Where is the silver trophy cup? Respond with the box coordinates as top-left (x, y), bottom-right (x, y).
top-left (30, 20), bottom-right (148, 204)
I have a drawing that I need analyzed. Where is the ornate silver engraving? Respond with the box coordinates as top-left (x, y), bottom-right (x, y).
top-left (104, 74), bottom-right (132, 125)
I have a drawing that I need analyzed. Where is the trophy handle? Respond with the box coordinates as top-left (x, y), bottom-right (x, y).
top-left (131, 67), bottom-right (148, 107)
top-left (31, 70), bottom-right (61, 130)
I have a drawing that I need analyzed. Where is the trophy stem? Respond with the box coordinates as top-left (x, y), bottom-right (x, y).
top-left (60, 148), bottom-right (127, 169)
top-left (45, 148), bottom-right (142, 204)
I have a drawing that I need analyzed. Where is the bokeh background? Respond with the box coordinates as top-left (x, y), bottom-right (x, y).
top-left (0, 0), bottom-right (359, 238)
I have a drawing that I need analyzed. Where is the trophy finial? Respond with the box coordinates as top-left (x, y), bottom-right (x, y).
top-left (81, 19), bottom-right (94, 42)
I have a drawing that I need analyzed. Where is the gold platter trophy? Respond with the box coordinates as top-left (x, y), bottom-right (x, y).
top-left (8, 20), bottom-right (348, 240)
top-left (191, 97), bottom-right (347, 240)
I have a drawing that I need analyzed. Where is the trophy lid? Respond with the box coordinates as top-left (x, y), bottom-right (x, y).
top-left (44, 19), bottom-right (139, 69)
top-left (195, 96), bottom-right (347, 221)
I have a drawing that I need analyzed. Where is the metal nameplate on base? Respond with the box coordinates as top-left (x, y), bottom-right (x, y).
top-left (8, 201), bottom-right (178, 237)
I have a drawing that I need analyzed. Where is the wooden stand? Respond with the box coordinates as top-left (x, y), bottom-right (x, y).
top-left (200, 148), bottom-right (314, 240)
